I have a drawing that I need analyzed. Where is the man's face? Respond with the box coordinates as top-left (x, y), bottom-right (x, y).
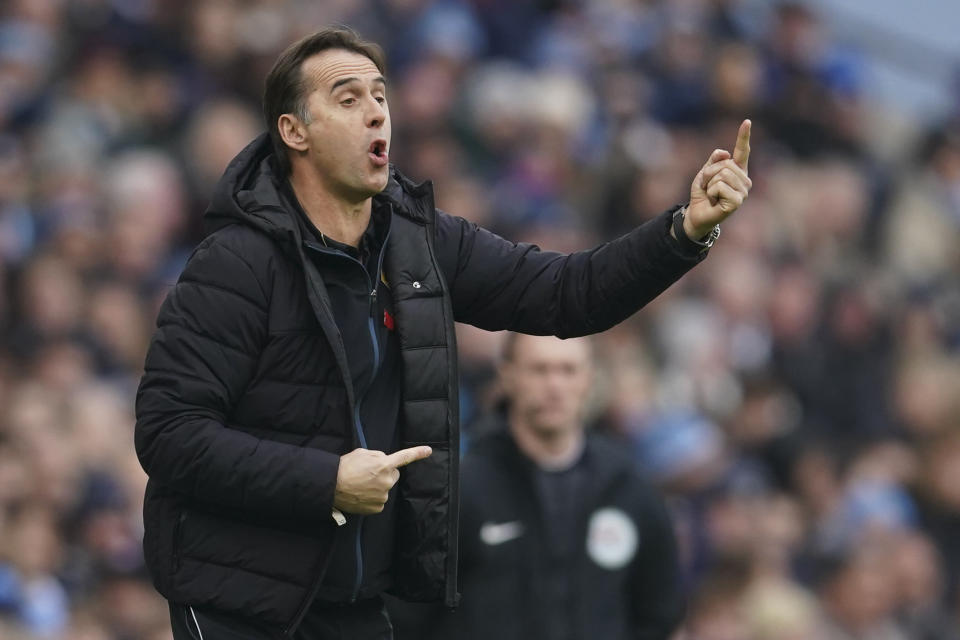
top-left (501, 335), bottom-right (593, 437)
top-left (297, 49), bottom-right (391, 200)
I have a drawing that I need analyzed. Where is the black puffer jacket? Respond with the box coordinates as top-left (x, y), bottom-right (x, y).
top-left (134, 133), bottom-right (705, 636)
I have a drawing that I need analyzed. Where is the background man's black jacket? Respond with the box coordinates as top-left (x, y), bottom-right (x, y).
top-left (134, 133), bottom-right (704, 636)
top-left (405, 428), bottom-right (685, 640)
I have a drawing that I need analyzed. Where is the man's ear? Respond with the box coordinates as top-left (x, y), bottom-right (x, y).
top-left (278, 114), bottom-right (309, 153)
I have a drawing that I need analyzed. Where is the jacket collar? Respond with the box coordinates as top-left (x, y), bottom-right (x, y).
top-left (202, 133), bottom-right (435, 251)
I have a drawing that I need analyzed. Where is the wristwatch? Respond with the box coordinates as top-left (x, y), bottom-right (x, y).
top-left (672, 205), bottom-right (720, 254)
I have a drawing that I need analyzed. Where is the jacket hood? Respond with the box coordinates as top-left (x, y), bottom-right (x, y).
top-left (203, 132), bottom-right (297, 244)
top-left (203, 132), bottom-right (435, 247)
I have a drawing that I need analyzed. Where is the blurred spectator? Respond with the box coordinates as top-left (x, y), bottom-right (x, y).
top-left (0, 505), bottom-right (70, 636)
top-left (816, 543), bottom-right (909, 640)
top-left (893, 532), bottom-right (960, 640)
top-left (398, 334), bottom-right (684, 640)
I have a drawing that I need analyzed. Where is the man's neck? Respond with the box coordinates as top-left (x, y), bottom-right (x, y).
top-left (509, 414), bottom-right (585, 471)
top-left (288, 168), bottom-right (371, 248)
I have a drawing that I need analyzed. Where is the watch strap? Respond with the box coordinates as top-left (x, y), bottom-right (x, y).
top-left (672, 205), bottom-right (720, 254)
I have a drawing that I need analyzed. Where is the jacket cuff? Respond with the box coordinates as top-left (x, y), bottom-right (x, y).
top-left (299, 447), bottom-right (341, 519)
top-left (663, 203), bottom-right (711, 263)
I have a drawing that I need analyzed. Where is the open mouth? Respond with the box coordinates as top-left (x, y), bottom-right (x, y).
top-left (368, 139), bottom-right (388, 166)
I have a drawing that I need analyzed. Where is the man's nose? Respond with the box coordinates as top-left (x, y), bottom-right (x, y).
top-left (366, 99), bottom-right (386, 128)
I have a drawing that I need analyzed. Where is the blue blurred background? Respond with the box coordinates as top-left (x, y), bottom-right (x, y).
top-left (1, 0), bottom-right (959, 638)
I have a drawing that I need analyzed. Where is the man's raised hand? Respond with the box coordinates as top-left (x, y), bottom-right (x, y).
top-left (685, 119), bottom-right (753, 240)
top-left (333, 446), bottom-right (433, 515)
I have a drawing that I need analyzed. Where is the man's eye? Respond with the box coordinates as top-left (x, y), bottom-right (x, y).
top-left (375, 96), bottom-right (386, 104)
top-left (341, 98), bottom-right (356, 106)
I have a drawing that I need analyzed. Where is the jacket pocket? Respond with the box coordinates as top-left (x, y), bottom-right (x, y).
top-left (172, 510), bottom-right (187, 573)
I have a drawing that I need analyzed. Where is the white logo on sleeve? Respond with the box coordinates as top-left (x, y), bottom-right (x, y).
top-left (480, 520), bottom-right (525, 546)
top-left (586, 508), bottom-right (638, 570)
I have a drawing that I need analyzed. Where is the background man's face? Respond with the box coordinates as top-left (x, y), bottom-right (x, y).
top-left (501, 335), bottom-right (593, 437)
top-left (299, 49), bottom-right (391, 199)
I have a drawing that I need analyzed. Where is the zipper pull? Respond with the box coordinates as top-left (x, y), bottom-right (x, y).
top-left (369, 287), bottom-right (377, 316)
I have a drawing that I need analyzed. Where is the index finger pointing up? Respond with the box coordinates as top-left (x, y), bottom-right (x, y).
top-left (733, 119), bottom-right (751, 171)
top-left (385, 445), bottom-right (433, 468)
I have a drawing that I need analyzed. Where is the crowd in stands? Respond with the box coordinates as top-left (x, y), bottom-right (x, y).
top-left (1, 0), bottom-right (959, 638)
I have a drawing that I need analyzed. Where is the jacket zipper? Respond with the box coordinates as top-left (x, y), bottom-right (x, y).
top-left (302, 228), bottom-right (390, 608)
top-left (349, 285), bottom-right (383, 603)
top-left (350, 233), bottom-right (389, 603)
top-left (281, 234), bottom-right (376, 638)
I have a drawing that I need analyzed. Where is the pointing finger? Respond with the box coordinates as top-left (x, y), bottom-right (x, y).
top-left (732, 119), bottom-right (751, 171)
top-left (385, 445), bottom-right (433, 468)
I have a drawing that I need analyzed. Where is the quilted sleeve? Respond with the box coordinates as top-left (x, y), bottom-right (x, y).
top-left (134, 232), bottom-right (340, 525)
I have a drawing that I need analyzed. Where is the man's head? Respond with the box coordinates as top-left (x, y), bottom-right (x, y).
top-left (263, 27), bottom-right (390, 199)
top-left (499, 333), bottom-right (594, 439)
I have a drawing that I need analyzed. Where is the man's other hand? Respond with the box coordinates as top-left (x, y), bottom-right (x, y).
top-left (685, 119), bottom-right (753, 240)
top-left (334, 446), bottom-right (433, 514)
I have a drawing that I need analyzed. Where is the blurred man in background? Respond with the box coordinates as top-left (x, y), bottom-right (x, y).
top-left (406, 332), bottom-right (684, 640)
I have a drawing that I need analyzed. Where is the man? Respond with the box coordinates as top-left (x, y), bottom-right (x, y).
top-left (413, 333), bottom-right (685, 640)
top-left (133, 26), bottom-right (752, 640)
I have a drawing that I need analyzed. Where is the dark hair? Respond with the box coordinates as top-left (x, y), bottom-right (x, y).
top-left (263, 27), bottom-right (386, 176)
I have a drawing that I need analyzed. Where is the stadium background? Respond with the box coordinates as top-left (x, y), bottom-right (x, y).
top-left (1, 0), bottom-right (959, 637)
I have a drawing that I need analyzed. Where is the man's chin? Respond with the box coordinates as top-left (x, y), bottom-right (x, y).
top-left (530, 419), bottom-right (576, 438)
top-left (343, 174), bottom-right (389, 201)
top-left (364, 169), bottom-right (390, 195)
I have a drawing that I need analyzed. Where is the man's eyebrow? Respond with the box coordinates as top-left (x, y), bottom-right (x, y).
top-left (329, 75), bottom-right (387, 94)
